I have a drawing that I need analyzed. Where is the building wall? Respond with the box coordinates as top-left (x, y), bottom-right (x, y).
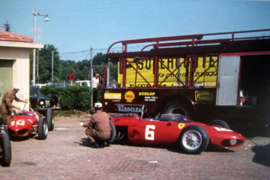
top-left (0, 47), bottom-right (30, 109)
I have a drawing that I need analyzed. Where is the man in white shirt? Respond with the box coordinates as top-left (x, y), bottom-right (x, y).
top-left (92, 73), bottom-right (100, 104)
top-left (92, 73), bottom-right (100, 89)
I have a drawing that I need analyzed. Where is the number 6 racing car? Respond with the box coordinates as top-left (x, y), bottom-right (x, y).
top-left (110, 113), bottom-right (245, 154)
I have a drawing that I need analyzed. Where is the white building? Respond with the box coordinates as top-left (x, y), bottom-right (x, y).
top-left (0, 30), bottom-right (44, 109)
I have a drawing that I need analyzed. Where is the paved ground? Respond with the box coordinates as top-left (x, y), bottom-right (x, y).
top-left (0, 116), bottom-right (269, 180)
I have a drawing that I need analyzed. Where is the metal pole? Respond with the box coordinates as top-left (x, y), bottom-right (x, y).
top-left (32, 14), bottom-right (37, 86)
top-left (32, 10), bottom-right (49, 86)
top-left (106, 59), bottom-right (110, 86)
top-left (52, 51), bottom-right (54, 84)
top-left (90, 47), bottom-right (93, 110)
top-left (37, 50), bottom-right (39, 77)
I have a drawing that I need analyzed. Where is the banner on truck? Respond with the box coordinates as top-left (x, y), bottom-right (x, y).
top-left (118, 57), bottom-right (218, 87)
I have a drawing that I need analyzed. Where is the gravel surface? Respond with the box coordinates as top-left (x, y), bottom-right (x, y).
top-left (0, 116), bottom-right (269, 180)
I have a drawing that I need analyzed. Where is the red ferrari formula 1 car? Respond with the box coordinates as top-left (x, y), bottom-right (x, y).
top-left (7, 103), bottom-right (51, 140)
top-left (111, 113), bottom-right (245, 154)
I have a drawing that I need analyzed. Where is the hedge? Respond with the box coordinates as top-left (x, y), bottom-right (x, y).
top-left (40, 86), bottom-right (92, 111)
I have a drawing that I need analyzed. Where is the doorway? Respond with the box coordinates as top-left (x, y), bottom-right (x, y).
top-left (0, 60), bottom-right (14, 99)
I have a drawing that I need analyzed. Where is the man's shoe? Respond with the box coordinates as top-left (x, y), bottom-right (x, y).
top-left (90, 142), bottom-right (99, 148)
top-left (97, 141), bottom-right (105, 148)
top-left (104, 141), bottom-right (110, 147)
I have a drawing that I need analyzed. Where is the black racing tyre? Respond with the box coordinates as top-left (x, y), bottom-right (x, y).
top-left (163, 102), bottom-right (190, 117)
top-left (178, 125), bottom-right (209, 154)
top-left (208, 119), bottom-right (230, 129)
top-left (0, 132), bottom-right (12, 166)
top-left (46, 109), bottom-right (54, 131)
top-left (109, 121), bottom-right (116, 143)
top-left (38, 117), bottom-right (48, 140)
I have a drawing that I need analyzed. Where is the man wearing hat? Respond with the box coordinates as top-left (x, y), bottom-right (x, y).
top-left (0, 85), bottom-right (28, 124)
top-left (83, 102), bottom-right (111, 148)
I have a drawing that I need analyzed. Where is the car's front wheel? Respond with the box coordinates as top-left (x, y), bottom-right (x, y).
top-left (108, 121), bottom-right (116, 144)
top-left (0, 132), bottom-right (12, 166)
top-left (38, 117), bottom-right (48, 140)
top-left (178, 125), bottom-right (209, 154)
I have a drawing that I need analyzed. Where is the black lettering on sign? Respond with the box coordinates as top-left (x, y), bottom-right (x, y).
top-left (137, 60), bottom-right (144, 70)
top-left (160, 59), bottom-right (166, 69)
top-left (145, 60), bottom-right (151, 70)
top-left (158, 73), bottom-right (164, 77)
top-left (168, 58), bottom-right (174, 69)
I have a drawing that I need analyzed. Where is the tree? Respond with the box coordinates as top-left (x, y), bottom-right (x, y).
top-left (34, 48), bottom-right (117, 84)
top-left (93, 52), bottom-right (106, 65)
top-left (31, 44), bottom-right (61, 83)
top-left (58, 59), bottom-right (90, 81)
top-left (3, 21), bottom-right (11, 32)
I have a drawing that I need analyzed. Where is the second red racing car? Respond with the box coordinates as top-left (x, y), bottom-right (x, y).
top-left (7, 103), bottom-right (51, 140)
top-left (110, 112), bottom-right (245, 154)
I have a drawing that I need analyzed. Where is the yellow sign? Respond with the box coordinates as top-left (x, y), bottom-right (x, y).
top-left (139, 92), bottom-right (156, 96)
top-left (195, 91), bottom-right (215, 101)
top-left (104, 93), bottom-right (122, 100)
top-left (178, 123), bottom-right (185, 129)
top-left (124, 91), bottom-right (135, 103)
top-left (118, 57), bottom-right (218, 87)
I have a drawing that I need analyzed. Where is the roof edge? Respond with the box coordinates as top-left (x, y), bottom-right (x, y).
top-left (0, 41), bottom-right (44, 49)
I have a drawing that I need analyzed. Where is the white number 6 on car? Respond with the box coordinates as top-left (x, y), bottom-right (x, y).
top-left (145, 125), bottom-right (155, 140)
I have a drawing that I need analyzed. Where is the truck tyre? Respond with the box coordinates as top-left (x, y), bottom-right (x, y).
top-left (208, 119), bottom-right (230, 129)
top-left (38, 117), bottom-right (48, 140)
top-left (0, 132), bottom-right (12, 166)
top-left (163, 102), bottom-right (190, 117)
top-left (46, 109), bottom-right (54, 131)
top-left (178, 125), bottom-right (209, 154)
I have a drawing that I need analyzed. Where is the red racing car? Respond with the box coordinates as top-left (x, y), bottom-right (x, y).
top-left (111, 113), bottom-right (245, 154)
top-left (7, 103), bottom-right (52, 140)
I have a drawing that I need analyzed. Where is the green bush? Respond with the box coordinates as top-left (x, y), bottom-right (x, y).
top-left (40, 86), bottom-right (92, 111)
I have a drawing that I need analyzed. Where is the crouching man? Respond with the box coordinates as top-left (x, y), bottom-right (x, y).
top-left (83, 102), bottom-right (111, 148)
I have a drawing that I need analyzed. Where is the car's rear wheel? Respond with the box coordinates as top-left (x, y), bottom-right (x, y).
top-left (0, 132), bottom-right (12, 166)
top-left (108, 121), bottom-right (116, 144)
top-left (46, 109), bottom-right (54, 131)
top-left (38, 117), bottom-right (48, 140)
top-left (208, 119), bottom-right (230, 129)
top-left (178, 125), bottom-right (209, 154)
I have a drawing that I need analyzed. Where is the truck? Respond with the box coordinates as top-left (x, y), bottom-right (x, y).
top-left (101, 29), bottom-right (270, 135)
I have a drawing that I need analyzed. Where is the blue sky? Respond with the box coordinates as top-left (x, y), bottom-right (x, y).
top-left (1, 0), bottom-right (270, 61)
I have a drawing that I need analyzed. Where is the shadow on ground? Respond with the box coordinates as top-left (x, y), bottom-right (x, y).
top-left (10, 134), bottom-right (37, 141)
top-left (251, 143), bottom-right (270, 167)
top-left (74, 138), bottom-right (92, 147)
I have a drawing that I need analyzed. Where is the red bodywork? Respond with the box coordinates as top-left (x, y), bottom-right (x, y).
top-left (7, 110), bottom-right (40, 137)
top-left (112, 115), bottom-right (245, 149)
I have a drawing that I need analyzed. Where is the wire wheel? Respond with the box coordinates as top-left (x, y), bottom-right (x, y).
top-left (182, 130), bottom-right (202, 151)
top-left (178, 125), bottom-right (209, 154)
